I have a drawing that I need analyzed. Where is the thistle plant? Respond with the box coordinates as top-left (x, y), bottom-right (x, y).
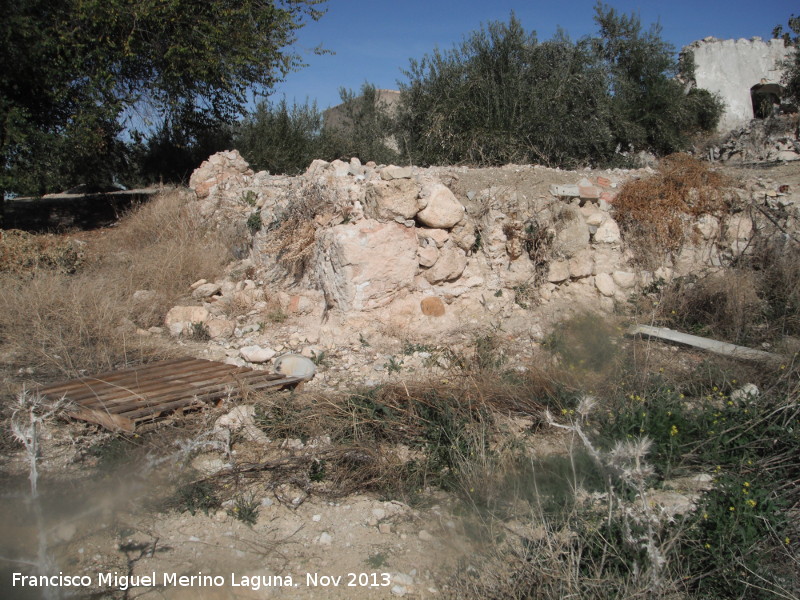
top-left (10, 388), bottom-right (70, 499)
top-left (547, 395), bottom-right (670, 592)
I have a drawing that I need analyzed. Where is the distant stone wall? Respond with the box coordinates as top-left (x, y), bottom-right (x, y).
top-left (686, 37), bottom-right (793, 131)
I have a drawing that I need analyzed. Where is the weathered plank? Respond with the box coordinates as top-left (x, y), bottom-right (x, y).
top-left (627, 325), bottom-right (780, 362)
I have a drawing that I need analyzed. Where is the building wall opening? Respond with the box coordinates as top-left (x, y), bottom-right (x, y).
top-left (750, 82), bottom-right (783, 119)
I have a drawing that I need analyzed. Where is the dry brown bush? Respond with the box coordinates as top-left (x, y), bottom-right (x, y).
top-left (614, 153), bottom-right (731, 260)
top-left (0, 273), bottom-right (172, 377)
top-left (98, 189), bottom-right (232, 309)
top-left (0, 230), bottom-right (84, 274)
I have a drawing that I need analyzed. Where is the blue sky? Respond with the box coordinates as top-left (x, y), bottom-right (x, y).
top-left (268, 0), bottom-right (797, 111)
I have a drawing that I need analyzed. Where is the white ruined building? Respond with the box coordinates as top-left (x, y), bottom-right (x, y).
top-left (685, 37), bottom-right (794, 131)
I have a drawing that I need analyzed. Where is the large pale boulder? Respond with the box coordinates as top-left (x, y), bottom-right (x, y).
top-left (595, 273), bottom-right (616, 297)
top-left (547, 261), bottom-right (570, 283)
top-left (315, 220), bottom-right (419, 311)
top-left (240, 345), bottom-right (277, 363)
top-left (724, 214), bottom-right (753, 243)
top-left (569, 251), bottom-right (594, 279)
top-left (553, 206), bottom-right (589, 257)
top-left (164, 305), bottom-right (210, 336)
top-left (416, 184), bottom-right (465, 229)
top-left (594, 219), bottom-right (621, 244)
top-left (423, 244), bottom-right (467, 283)
top-left (365, 179), bottom-right (422, 221)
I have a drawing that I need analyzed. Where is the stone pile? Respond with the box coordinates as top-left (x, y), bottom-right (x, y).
top-left (714, 114), bottom-right (800, 163)
top-left (154, 150), bottom-right (799, 375)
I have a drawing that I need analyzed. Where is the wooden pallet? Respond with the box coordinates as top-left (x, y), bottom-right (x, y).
top-left (37, 357), bottom-right (301, 432)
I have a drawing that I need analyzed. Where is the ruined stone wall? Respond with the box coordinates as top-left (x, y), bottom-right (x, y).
top-left (686, 37), bottom-right (793, 131)
top-left (178, 151), bottom-right (797, 353)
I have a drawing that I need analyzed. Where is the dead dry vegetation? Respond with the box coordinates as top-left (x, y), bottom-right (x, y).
top-left (0, 189), bottom-right (233, 380)
top-left (614, 153), bottom-right (733, 262)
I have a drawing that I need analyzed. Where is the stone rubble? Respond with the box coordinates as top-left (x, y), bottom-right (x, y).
top-left (146, 150), bottom-right (800, 391)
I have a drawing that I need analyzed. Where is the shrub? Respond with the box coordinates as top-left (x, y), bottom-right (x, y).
top-left (649, 240), bottom-right (800, 345)
top-left (236, 85), bottom-right (399, 174)
top-left (395, 8), bottom-right (722, 168)
top-left (613, 153), bottom-right (730, 258)
top-left (172, 480), bottom-right (221, 516)
top-left (236, 98), bottom-right (326, 175)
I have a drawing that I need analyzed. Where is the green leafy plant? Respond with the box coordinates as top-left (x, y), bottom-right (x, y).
top-left (384, 356), bottom-right (403, 373)
top-left (173, 481), bottom-right (221, 516)
top-left (241, 190), bottom-right (258, 206)
top-left (309, 459), bottom-right (327, 482)
top-left (228, 494), bottom-right (259, 526)
top-left (366, 552), bottom-right (389, 569)
top-left (246, 211), bottom-right (263, 234)
top-left (188, 322), bottom-right (211, 341)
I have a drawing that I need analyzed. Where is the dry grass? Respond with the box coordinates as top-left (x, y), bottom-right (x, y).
top-left (260, 181), bottom-right (341, 278)
top-left (0, 189), bottom-right (234, 380)
top-left (614, 153), bottom-right (731, 262)
top-left (97, 188), bottom-right (232, 313)
top-left (645, 239), bottom-right (800, 346)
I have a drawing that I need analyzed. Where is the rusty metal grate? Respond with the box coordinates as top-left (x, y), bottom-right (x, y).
top-left (37, 357), bottom-right (301, 432)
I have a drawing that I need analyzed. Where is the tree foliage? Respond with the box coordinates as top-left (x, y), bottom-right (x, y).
top-left (773, 14), bottom-right (800, 105)
top-left (236, 98), bottom-right (326, 175)
top-left (395, 4), bottom-right (722, 167)
top-left (236, 84), bottom-right (399, 174)
top-left (1, 0), bottom-right (326, 195)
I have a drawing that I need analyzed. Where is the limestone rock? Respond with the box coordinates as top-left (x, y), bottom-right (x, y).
top-left (594, 219), bottom-right (621, 244)
top-left (205, 317), bottom-right (235, 339)
top-left (416, 184), bottom-right (465, 229)
top-left (165, 306), bottom-right (210, 332)
top-left (612, 271), bottom-right (636, 289)
top-left (192, 282), bottom-right (222, 299)
top-left (776, 150), bottom-right (800, 162)
top-left (724, 214), bottom-right (753, 242)
top-left (693, 214), bottom-right (720, 240)
top-left (380, 165), bottom-right (413, 180)
top-left (547, 261), bottom-right (570, 283)
top-left (568, 252), bottom-right (593, 279)
top-left (240, 345), bottom-right (276, 363)
top-left (315, 220), bottom-right (418, 311)
top-left (595, 273), bottom-right (616, 297)
top-left (553, 205), bottom-right (589, 257)
top-left (417, 228), bottom-right (449, 248)
top-left (189, 150), bottom-right (253, 199)
top-left (450, 221), bottom-right (477, 251)
top-left (305, 159), bottom-right (330, 176)
top-left (132, 289), bottom-right (157, 303)
top-left (423, 245), bottom-right (467, 283)
top-left (417, 246), bottom-right (439, 267)
top-left (365, 178), bottom-right (421, 221)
